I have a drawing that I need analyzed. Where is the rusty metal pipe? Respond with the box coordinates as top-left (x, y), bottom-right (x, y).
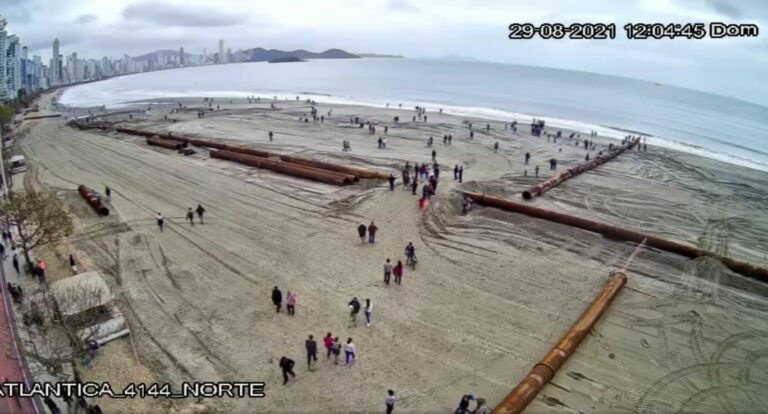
top-left (77, 185), bottom-right (110, 216)
top-left (211, 150), bottom-right (353, 186)
top-left (522, 138), bottom-right (640, 200)
top-left (493, 273), bottom-right (627, 414)
top-left (147, 136), bottom-right (183, 150)
top-left (463, 192), bottom-right (768, 281)
top-left (117, 128), bottom-right (388, 180)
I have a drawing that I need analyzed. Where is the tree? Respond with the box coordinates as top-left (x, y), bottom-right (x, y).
top-left (0, 191), bottom-right (73, 269)
top-left (0, 104), bottom-right (13, 127)
top-left (22, 281), bottom-right (110, 377)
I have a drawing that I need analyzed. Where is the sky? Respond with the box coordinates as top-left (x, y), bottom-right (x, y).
top-left (2, 0), bottom-right (766, 106)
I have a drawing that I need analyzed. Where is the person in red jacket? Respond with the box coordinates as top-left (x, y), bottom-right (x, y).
top-left (323, 332), bottom-right (334, 359)
top-left (393, 260), bottom-right (404, 285)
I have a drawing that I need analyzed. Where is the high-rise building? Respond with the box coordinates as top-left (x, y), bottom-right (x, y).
top-left (179, 47), bottom-right (185, 66)
top-left (7, 35), bottom-right (22, 99)
top-left (0, 16), bottom-right (8, 101)
top-left (52, 38), bottom-right (60, 85)
top-left (218, 39), bottom-right (225, 64)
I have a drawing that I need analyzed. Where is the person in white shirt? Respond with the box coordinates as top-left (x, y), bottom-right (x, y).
top-left (386, 390), bottom-right (396, 414)
top-left (383, 259), bottom-right (393, 285)
top-left (364, 299), bottom-right (373, 327)
top-left (344, 338), bottom-right (356, 366)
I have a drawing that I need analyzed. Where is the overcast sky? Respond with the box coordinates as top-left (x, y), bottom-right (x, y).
top-left (3, 0), bottom-right (766, 105)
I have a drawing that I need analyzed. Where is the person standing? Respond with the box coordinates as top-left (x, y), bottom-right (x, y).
top-left (268, 131), bottom-right (274, 141)
top-left (454, 165), bottom-right (459, 180)
top-left (386, 390), bottom-right (396, 414)
top-left (157, 212), bottom-right (165, 232)
top-left (69, 254), bottom-right (77, 274)
top-left (388, 174), bottom-right (396, 191)
top-left (525, 152), bottom-right (531, 164)
top-left (331, 337), bottom-right (342, 364)
top-left (411, 176), bottom-right (418, 195)
top-left (534, 165), bottom-right (540, 177)
top-left (324, 332), bottom-right (334, 359)
top-left (364, 299), bottom-right (373, 327)
top-left (0, 243), bottom-right (5, 261)
top-left (272, 286), bottom-right (283, 313)
top-left (348, 297), bottom-right (361, 325)
top-left (344, 338), bottom-right (356, 366)
top-left (12, 254), bottom-right (19, 274)
top-left (368, 221), bottom-right (378, 244)
top-left (357, 224), bottom-right (367, 243)
top-left (494, 142), bottom-right (499, 153)
top-left (105, 186), bottom-right (111, 201)
top-left (458, 166), bottom-right (464, 183)
top-left (473, 398), bottom-right (490, 414)
top-left (305, 335), bottom-right (318, 368)
top-left (383, 259), bottom-right (393, 285)
top-left (196, 204), bottom-right (206, 224)
top-left (431, 149), bottom-right (436, 161)
top-left (394, 260), bottom-right (404, 285)
top-left (286, 290), bottom-right (297, 316)
top-left (279, 356), bottom-right (296, 385)
top-left (186, 208), bottom-right (195, 226)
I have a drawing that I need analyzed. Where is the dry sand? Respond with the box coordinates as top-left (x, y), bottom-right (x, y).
top-left (15, 94), bottom-right (768, 413)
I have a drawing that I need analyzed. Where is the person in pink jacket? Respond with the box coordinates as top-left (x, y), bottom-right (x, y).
top-left (286, 291), bottom-right (297, 316)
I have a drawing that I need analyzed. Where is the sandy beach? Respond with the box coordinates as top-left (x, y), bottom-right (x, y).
top-left (14, 93), bottom-right (768, 413)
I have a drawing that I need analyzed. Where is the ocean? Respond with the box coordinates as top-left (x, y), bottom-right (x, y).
top-left (60, 58), bottom-right (768, 173)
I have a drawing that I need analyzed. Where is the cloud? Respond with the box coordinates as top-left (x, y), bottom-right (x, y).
top-left (387, 0), bottom-right (420, 13)
top-left (122, 1), bottom-right (248, 27)
top-left (704, 0), bottom-right (741, 18)
top-left (74, 14), bottom-right (98, 24)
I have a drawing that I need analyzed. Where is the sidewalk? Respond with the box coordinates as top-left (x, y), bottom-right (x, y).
top-left (0, 248), bottom-right (39, 414)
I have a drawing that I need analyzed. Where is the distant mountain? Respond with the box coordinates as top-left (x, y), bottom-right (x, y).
top-left (357, 53), bottom-right (405, 58)
top-left (244, 48), bottom-right (359, 61)
top-left (268, 56), bottom-right (305, 63)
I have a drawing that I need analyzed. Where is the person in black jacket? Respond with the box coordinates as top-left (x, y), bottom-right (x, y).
top-left (357, 224), bottom-right (367, 243)
top-left (348, 297), bottom-right (361, 325)
top-left (279, 356), bottom-right (296, 385)
top-left (305, 335), bottom-right (318, 368)
top-left (272, 286), bottom-right (282, 313)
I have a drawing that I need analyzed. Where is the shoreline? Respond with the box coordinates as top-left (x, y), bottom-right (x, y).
top-left (58, 89), bottom-right (768, 175)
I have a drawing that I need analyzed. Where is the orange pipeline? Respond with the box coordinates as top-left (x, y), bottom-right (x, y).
top-left (211, 150), bottom-right (355, 186)
top-left (522, 138), bottom-right (640, 200)
top-left (463, 192), bottom-right (768, 281)
top-left (492, 273), bottom-right (627, 414)
top-left (77, 184), bottom-right (110, 216)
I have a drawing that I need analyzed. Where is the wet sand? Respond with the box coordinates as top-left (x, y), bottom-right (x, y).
top-left (18, 94), bottom-right (768, 413)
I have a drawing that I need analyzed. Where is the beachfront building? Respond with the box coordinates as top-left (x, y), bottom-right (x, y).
top-left (51, 38), bottom-right (60, 86)
top-left (6, 35), bottom-right (21, 100)
top-left (219, 39), bottom-right (226, 64)
top-left (0, 16), bottom-right (7, 102)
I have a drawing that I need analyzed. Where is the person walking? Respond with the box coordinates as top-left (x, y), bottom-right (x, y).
top-left (383, 259), bottom-right (393, 285)
top-left (272, 286), bottom-right (283, 313)
top-left (286, 290), bottom-right (297, 316)
top-left (534, 165), bottom-right (540, 177)
top-left (454, 165), bottom-right (459, 180)
top-left (0, 243), bottom-right (5, 261)
top-left (186, 208), bottom-right (195, 226)
top-left (394, 260), bottom-right (404, 285)
top-left (344, 338), bottom-right (357, 366)
top-left (305, 334), bottom-right (318, 369)
top-left (411, 176), bottom-right (418, 195)
top-left (348, 297), bottom-right (361, 325)
top-left (364, 298), bottom-right (373, 327)
top-left (279, 356), bottom-right (296, 385)
top-left (324, 332), bottom-right (334, 359)
top-left (69, 254), bottom-right (77, 274)
top-left (386, 390), bottom-right (396, 414)
top-left (12, 254), bottom-right (19, 274)
top-left (268, 131), bottom-right (274, 141)
top-left (368, 221), bottom-right (378, 244)
top-left (524, 152), bottom-right (530, 164)
top-left (196, 204), bottom-right (206, 224)
top-left (431, 149), bottom-right (437, 161)
top-left (357, 224), bottom-right (367, 243)
top-left (105, 186), bottom-right (111, 201)
top-left (331, 337), bottom-right (342, 364)
top-left (388, 174), bottom-right (396, 191)
top-left (458, 166), bottom-right (464, 183)
top-left (157, 212), bottom-right (165, 232)
top-left (494, 142), bottom-right (499, 153)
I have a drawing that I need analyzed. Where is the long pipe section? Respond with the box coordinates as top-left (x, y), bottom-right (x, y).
top-left (147, 136), bottom-right (183, 150)
top-left (115, 128), bottom-right (388, 179)
top-left (77, 185), bottom-right (110, 216)
top-left (492, 273), bottom-right (627, 414)
top-left (463, 192), bottom-right (768, 281)
top-left (522, 138), bottom-right (640, 200)
top-left (211, 150), bottom-right (354, 186)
